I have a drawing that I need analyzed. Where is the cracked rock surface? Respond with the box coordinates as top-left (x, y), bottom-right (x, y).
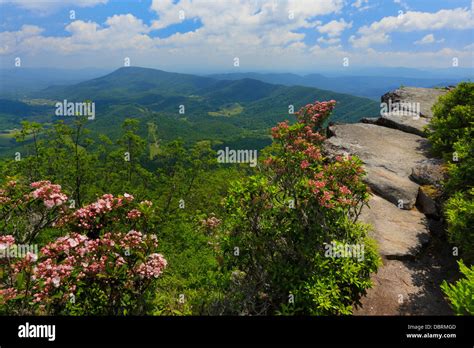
top-left (323, 87), bottom-right (456, 315)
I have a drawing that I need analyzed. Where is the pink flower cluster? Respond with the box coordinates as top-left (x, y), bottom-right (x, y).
top-left (296, 100), bottom-right (336, 126)
top-left (267, 102), bottom-right (336, 175)
top-left (271, 121), bottom-right (290, 139)
top-left (308, 176), bottom-right (358, 208)
top-left (300, 160), bottom-right (310, 169)
top-left (338, 185), bottom-right (352, 195)
top-left (303, 144), bottom-right (322, 160)
top-left (1, 230), bottom-right (166, 306)
top-left (135, 253), bottom-right (167, 279)
top-left (264, 100), bottom-right (368, 212)
top-left (32, 259), bottom-right (74, 303)
top-left (0, 287), bottom-right (17, 302)
top-left (127, 209), bottom-right (142, 219)
top-left (40, 233), bottom-right (89, 257)
top-left (30, 181), bottom-right (68, 208)
top-left (0, 235), bottom-right (15, 249)
top-left (120, 230), bottom-right (145, 248)
top-left (66, 193), bottom-right (135, 230)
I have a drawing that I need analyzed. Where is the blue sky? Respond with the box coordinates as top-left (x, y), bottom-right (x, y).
top-left (0, 0), bottom-right (473, 72)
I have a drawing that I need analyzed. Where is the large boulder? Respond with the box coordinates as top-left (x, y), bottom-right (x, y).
top-left (364, 167), bottom-right (419, 209)
top-left (410, 158), bottom-right (446, 187)
top-left (416, 185), bottom-right (441, 217)
top-left (380, 87), bottom-right (449, 119)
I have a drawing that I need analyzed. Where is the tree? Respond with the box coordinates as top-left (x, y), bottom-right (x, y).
top-left (13, 121), bottom-right (44, 181)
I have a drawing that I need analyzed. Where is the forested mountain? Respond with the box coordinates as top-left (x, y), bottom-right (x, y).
top-left (0, 67), bottom-right (380, 155)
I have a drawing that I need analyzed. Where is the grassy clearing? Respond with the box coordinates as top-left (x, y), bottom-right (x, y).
top-left (208, 103), bottom-right (244, 117)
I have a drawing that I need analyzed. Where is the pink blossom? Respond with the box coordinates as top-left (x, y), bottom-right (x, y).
top-left (0, 288), bottom-right (18, 302)
top-left (0, 235), bottom-right (15, 249)
top-left (25, 252), bottom-right (38, 262)
top-left (300, 160), bottom-right (310, 169)
top-left (127, 209), bottom-right (142, 219)
top-left (338, 185), bottom-right (352, 195)
top-left (123, 193), bottom-right (134, 202)
top-left (134, 253), bottom-right (167, 279)
top-left (30, 181), bottom-right (68, 208)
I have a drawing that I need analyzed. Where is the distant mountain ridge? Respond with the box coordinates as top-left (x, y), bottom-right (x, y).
top-left (1, 66), bottom-right (380, 154)
top-left (35, 67), bottom-right (380, 124)
top-left (207, 71), bottom-right (470, 100)
top-left (0, 68), bottom-right (112, 98)
top-left (40, 67), bottom-right (218, 100)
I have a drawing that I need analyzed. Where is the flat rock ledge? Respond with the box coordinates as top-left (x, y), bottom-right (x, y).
top-left (359, 195), bottom-right (430, 259)
top-left (323, 91), bottom-right (454, 315)
top-left (323, 123), bottom-right (430, 209)
top-left (377, 112), bottom-right (429, 137)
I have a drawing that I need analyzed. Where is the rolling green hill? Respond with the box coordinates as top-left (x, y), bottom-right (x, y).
top-left (40, 67), bottom-right (219, 100)
top-left (0, 67), bottom-right (380, 155)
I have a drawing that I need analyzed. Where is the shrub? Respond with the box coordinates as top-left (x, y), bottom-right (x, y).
top-left (427, 82), bottom-right (474, 313)
top-left (58, 193), bottom-right (157, 238)
top-left (428, 82), bottom-right (474, 158)
top-left (0, 180), bottom-right (69, 243)
top-left (445, 189), bottom-right (474, 263)
top-left (0, 181), bottom-right (168, 315)
top-left (441, 260), bottom-right (474, 315)
top-left (0, 232), bottom-right (166, 315)
top-left (218, 100), bottom-right (380, 315)
top-left (444, 136), bottom-right (474, 195)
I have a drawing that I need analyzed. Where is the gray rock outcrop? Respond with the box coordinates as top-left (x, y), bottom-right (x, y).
top-left (375, 87), bottom-right (450, 136)
top-left (323, 86), bottom-right (454, 315)
top-left (381, 87), bottom-right (449, 119)
top-left (324, 122), bottom-right (430, 209)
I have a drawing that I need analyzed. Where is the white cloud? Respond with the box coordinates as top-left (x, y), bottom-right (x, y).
top-left (349, 31), bottom-right (390, 47)
top-left (352, 0), bottom-right (370, 11)
top-left (150, 0), bottom-right (342, 31)
top-left (464, 42), bottom-right (474, 50)
top-left (2, 0), bottom-right (335, 63)
top-left (146, 0), bottom-right (345, 60)
top-left (0, 15), bottom-right (153, 56)
top-left (352, 0), bottom-right (367, 8)
top-left (350, 8), bottom-right (474, 48)
top-left (317, 19), bottom-right (352, 38)
top-left (393, 0), bottom-right (410, 10)
top-left (317, 37), bottom-right (340, 45)
top-left (414, 34), bottom-right (445, 45)
top-left (0, 25), bottom-right (44, 54)
top-left (6, 0), bottom-right (108, 14)
top-left (416, 33), bottom-right (435, 44)
top-left (0, 1), bottom-right (473, 70)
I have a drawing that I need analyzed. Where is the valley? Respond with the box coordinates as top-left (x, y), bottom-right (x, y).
top-left (0, 67), bottom-right (380, 155)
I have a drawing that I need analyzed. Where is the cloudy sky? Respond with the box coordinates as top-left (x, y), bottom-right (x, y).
top-left (0, 0), bottom-right (473, 73)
